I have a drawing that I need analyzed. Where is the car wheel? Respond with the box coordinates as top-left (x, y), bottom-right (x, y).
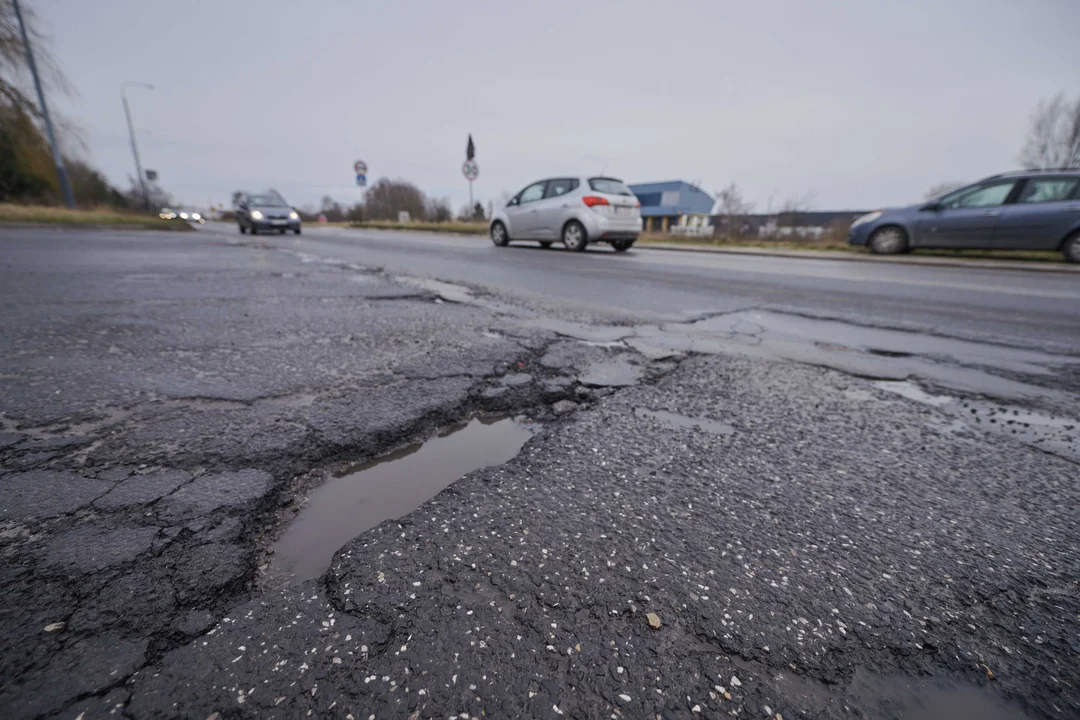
top-left (611, 239), bottom-right (634, 252)
top-left (1063, 231), bottom-right (1080, 263)
top-left (869, 226), bottom-right (908, 254)
top-left (562, 221), bottom-right (587, 252)
top-left (239, 224), bottom-right (247, 235)
top-left (294, 228), bottom-right (302, 235)
top-left (279, 228), bottom-right (286, 234)
top-left (539, 241), bottom-right (553, 249)
top-left (250, 224), bottom-right (258, 236)
top-left (490, 221), bottom-right (509, 247)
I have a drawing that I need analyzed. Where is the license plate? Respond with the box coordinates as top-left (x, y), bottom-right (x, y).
top-left (614, 206), bottom-right (633, 216)
top-left (271, 219), bottom-right (286, 225)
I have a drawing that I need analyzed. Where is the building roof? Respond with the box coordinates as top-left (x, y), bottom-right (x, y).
top-left (628, 180), bottom-right (714, 217)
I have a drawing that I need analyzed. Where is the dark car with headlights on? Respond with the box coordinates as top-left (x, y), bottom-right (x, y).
top-left (236, 193), bottom-right (301, 235)
top-left (848, 169), bottom-right (1080, 262)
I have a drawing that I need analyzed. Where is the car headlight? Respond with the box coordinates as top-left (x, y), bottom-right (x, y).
top-left (851, 210), bottom-right (882, 228)
top-left (289, 211), bottom-right (299, 220)
top-left (250, 210), bottom-right (264, 220)
top-left (179, 212), bottom-right (188, 219)
top-left (191, 213), bottom-right (201, 220)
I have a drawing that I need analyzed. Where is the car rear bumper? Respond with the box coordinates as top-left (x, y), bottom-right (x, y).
top-left (582, 213), bottom-right (642, 242)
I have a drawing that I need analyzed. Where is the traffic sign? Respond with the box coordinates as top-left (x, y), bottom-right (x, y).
top-left (462, 159), bottom-right (479, 181)
top-left (356, 174), bottom-right (367, 187)
top-left (354, 160), bottom-right (367, 174)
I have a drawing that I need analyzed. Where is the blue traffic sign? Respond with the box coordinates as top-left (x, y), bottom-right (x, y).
top-left (356, 174), bottom-right (367, 187)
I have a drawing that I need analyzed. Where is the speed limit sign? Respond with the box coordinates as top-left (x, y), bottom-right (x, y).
top-left (462, 159), bottom-right (479, 181)
top-left (354, 160), bottom-right (367, 175)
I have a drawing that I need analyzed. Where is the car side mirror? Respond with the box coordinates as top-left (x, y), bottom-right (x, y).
top-left (507, 198), bottom-right (518, 207)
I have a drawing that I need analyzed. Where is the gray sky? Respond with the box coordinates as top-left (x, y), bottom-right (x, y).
top-left (38, 0), bottom-right (1080, 212)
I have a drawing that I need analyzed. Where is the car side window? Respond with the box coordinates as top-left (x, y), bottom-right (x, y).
top-left (544, 178), bottom-right (577, 199)
top-left (1017, 178), bottom-right (1080, 204)
top-left (940, 181), bottom-right (1015, 209)
top-left (518, 182), bottom-right (548, 204)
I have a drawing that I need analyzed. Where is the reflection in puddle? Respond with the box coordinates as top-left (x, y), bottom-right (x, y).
top-left (635, 408), bottom-right (735, 435)
top-left (266, 416), bottom-right (534, 585)
top-left (849, 669), bottom-right (1036, 720)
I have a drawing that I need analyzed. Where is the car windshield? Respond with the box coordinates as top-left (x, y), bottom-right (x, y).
top-left (249, 195), bottom-right (286, 206)
top-left (588, 178), bottom-right (633, 196)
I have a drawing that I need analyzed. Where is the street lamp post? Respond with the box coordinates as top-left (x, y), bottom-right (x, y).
top-left (13, 0), bottom-right (75, 208)
top-left (121, 81), bottom-right (153, 209)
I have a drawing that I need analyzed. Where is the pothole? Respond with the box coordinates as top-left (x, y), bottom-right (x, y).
top-left (265, 415), bottom-right (536, 586)
top-left (867, 348), bottom-right (914, 358)
top-left (634, 408), bottom-right (735, 435)
top-left (875, 380), bottom-right (1079, 461)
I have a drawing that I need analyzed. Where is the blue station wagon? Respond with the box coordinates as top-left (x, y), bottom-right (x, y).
top-left (848, 169), bottom-right (1080, 262)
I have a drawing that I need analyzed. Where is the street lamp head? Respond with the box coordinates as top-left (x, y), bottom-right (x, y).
top-left (122, 81), bottom-right (154, 92)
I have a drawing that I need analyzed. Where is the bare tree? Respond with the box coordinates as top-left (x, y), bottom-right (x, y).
top-left (364, 178), bottom-right (428, 221)
top-left (712, 182), bottom-right (754, 238)
top-left (924, 181), bottom-right (965, 200)
top-left (427, 196), bottom-right (451, 223)
top-left (0, 1), bottom-right (69, 117)
top-left (1019, 93), bottom-right (1080, 169)
top-left (777, 191), bottom-right (815, 228)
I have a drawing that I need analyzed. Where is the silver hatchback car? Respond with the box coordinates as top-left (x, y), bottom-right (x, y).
top-left (490, 176), bottom-right (643, 252)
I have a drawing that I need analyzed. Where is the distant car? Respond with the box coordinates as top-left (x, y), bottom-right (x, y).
top-left (848, 169), bottom-right (1080, 261)
top-left (489, 176), bottom-right (642, 252)
top-left (158, 207), bottom-right (204, 224)
top-left (236, 193), bottom-right (301, 235)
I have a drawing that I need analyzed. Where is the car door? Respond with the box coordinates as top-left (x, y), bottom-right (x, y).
top-left (994, 177), bottom-right (1080, 250)
top-left (534, 178), bottom-right (579, 238)
top-left (914, 179), bottom-right (1017, 248)
top-left (505, 181), bottom-right (548, 239)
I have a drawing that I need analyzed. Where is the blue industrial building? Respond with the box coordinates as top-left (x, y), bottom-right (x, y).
top-left (628, 180), bottom-right (714, 232)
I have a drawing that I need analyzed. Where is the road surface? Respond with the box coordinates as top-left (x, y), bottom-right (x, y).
top-left (1, 224), bottom-right (1077, 720)
top-left (222, 223), bottom-right (1080, 353)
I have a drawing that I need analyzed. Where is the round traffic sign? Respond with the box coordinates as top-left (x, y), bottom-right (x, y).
top-left (354, 160), bottom-right (368, 174)
top-left (462, 159), bottom-right (479, 181)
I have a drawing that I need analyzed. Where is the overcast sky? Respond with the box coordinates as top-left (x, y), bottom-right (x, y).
top-left (37, 0), bottom-right (1080, 212)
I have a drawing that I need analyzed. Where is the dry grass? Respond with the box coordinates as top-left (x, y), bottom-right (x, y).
top-left (0, 203), bottom-right (190, 231)
top-left (351, 220), bottom-right (486, 235)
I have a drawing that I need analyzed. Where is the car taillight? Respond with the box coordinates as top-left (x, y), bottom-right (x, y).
top-left (582, 196), bottom-right (609, 207)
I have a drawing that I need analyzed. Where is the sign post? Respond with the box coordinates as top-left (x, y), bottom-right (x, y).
top-left (463, 134), bottom-right (478, 216)
top-left (462, 159), bottom-right (479, 208)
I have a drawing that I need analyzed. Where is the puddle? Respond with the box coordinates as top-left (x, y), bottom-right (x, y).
top-left (875, 380), bottom-right (1079, 461)
top-left (266, 416), bottom-right (535, 585)
top-left (635, 408), bottom-right (735, 435)
top-left (848, 669), bottom-right (1036, 720)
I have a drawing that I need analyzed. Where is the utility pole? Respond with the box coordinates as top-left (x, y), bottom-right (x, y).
top-left (121, 81), bottom-right (153, 209)
top-left (13, 0), bottom-right (75, 208)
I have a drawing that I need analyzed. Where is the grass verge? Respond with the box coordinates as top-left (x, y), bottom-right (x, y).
top-left (639, 233), bottom-right (1065, 263)
top-left (351, 220), bottom-right (486, 235)
top-left (0, 203), bottom-right (190, 231)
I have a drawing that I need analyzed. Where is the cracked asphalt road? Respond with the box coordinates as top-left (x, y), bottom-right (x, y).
top-left (1, 225), bottom-right (1077, 719)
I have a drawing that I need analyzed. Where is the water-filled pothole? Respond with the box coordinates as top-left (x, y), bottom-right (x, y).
top-left (266, 415), bottom-right (535, 585)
